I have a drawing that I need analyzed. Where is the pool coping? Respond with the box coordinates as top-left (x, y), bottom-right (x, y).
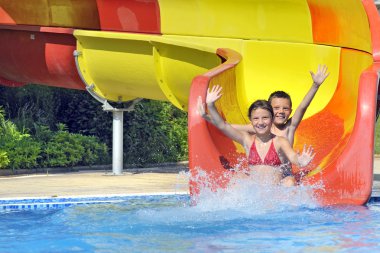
top-left (0, 192), bottom-right (189, 211)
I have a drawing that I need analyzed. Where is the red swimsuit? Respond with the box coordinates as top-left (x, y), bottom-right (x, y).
top-left (248, 138), bottom-right (282, 166)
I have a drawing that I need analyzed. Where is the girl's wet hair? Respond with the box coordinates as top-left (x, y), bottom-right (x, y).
top-left (248, 100), bottom-right (274, 118)
top-left (268, 90), bottom-right (292, 108)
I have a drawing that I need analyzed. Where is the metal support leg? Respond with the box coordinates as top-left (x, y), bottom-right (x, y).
top-left (75, 51), bottom-right (143, 176)
top-left (112, 111), bottom-right (124, 175)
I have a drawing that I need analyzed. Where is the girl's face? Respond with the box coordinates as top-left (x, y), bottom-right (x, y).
top-left (270, 97), bottom-right (292, 125)
top-left (250, 108), bottom-right (273, 134)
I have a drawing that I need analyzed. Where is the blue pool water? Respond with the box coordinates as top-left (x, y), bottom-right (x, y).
top-left (1, 193), bottom-right (380, 253)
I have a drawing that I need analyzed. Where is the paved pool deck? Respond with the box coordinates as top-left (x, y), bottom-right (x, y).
top-left (0, 159), bottom-right (380, 199)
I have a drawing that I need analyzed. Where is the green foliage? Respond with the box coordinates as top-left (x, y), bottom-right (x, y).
top-left (56, 90), bottom-right (112, 140)
top-left (0, 85), bottom-right (189, 168)
top-left (0, 108), bottom-right (41, 170)
top-left (72, 134), bottom-right (109, 166)
top-left (124, 100), bottom-right (188, 165)
top-left (40, 124), bottom-right (84, 167)
top-left (3, 137), bottom-right (41, 170)
top-left (37, 123), bottom-right (110, 168)
top-left (0, 151), bottom-right (10, 169)
top-left (59, 96), bottom-right (189, 165)
top-left (0, 85), bottom-right (58, 130)
top-left (0, 105), bottom-right (110, 170)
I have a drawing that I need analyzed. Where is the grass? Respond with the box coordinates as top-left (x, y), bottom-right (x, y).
top-left (376, 119), bottom-right (380, 155)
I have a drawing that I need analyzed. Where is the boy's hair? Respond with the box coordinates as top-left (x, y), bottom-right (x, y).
top-left (248, 100), bottom-right (274, 119)
top-left (268, 91), bottom-right (292, 108)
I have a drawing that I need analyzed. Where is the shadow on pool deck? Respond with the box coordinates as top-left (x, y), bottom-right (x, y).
top-left (0, 159), bottom-right (379, 199)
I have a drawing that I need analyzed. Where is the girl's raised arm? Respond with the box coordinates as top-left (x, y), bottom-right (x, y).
top-left (197, 85), bottom-right (247, 145)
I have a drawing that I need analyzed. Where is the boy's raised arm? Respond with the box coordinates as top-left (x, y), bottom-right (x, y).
top-left (289, 65), bottom-right (329, 134)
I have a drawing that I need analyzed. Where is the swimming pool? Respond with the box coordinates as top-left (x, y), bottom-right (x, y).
top-left (1, 192), bottom-right (380, 253)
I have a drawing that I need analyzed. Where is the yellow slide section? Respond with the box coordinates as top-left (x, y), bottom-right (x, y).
top-left (74, 30), bottom-right (223, 110)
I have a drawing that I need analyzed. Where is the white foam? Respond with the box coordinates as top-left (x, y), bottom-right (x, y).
top-left (189, 168), bottom-right (322, 214)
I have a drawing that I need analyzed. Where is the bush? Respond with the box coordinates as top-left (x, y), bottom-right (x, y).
top-left (0, 151), bottom-right (10, 169)
top-left (38, 124), bottom-right (110, 168)
top-left (0, 119), bottom-right (110, 170)
top-left (3, 137), bottom-right (41, 170)
top-left (0, 108), bottom-right (41, 170)
top-left (74, 134), bottom-right (110, 166)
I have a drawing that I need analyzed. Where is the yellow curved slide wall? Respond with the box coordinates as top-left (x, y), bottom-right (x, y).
top-left (75, 30), bottom-right (222, 109)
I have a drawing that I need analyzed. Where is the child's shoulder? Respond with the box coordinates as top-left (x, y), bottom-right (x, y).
top-left (273, 121), bottom-right (291, 135)
top-left (274, 135), bottom-right (291, 146)
top-left (274, 135), bottom-right (287, 141)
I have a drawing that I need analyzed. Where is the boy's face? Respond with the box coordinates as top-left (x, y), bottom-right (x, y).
top-left (270, 97), bottom-right (292, 126)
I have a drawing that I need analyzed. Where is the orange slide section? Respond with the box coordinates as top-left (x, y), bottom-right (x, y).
top-left (188, 1), bottom-right (380, 206)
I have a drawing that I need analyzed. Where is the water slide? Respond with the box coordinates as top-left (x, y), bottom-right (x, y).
top-left (0, 0), bottom-right (379, 205)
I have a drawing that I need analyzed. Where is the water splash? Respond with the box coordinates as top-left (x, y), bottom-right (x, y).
top-left (131, 167), bottom-right (327, 226)
top-left (189, 168), bottom-right (323, 214)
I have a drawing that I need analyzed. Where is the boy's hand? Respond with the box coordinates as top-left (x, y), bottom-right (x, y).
top-left (206, 85), bottom-right (223, 105)
top-left (310, 64), bottom-right (329, 87)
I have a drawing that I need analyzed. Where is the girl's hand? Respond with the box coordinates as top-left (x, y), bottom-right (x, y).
top-left (197, 96), bottom-right (206, 117)
top-left (197, 96), bottom-right (212, 122)
top-left (206, 85), bottom-right (223, 105)
top-left (310, 64), bottom-right (329, 87)
top-left (297, 144), bottom-right (315, 167)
